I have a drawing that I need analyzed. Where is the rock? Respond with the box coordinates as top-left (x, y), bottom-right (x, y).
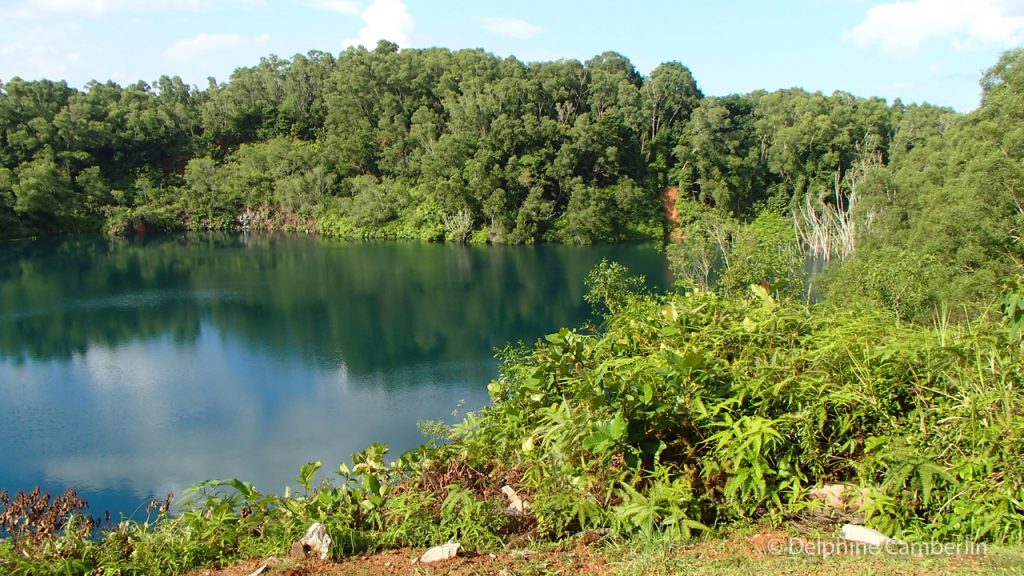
top-left (418, 542), bottom-right (461, 563)
top-left (810, 484), bottom-right (848, 510)
top-left (501, 485), bottom-right (528, 516)
top-left (288, 541), bottom-right (307, 560)
top-left (839, 524), bottom-right (894, 546)
top-left (300, 522), bottom-right (332, 560)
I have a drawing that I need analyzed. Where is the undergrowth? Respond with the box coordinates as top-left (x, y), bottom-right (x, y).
top-left (2, 263), bottom-right (1022, 575)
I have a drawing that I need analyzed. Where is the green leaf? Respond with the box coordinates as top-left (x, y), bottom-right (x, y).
top-left (639, 438), bottom-right (666, 456)
top-left (583, 430), bottom-right (613, 452)
top-left (522, 434), bottom-right (535, 453)
top-left (609, 413), bottom-right (628, 440)
top-left (298, 461), bottom-right (322, 492)
top-left (227, 479), bottom-right (257, 500)
top-left (365, 474), bottom-right (382, 497)
top-left (642, 382), bottom-right (654, 404)
top-left (864, 436), bottom-right (890, 453)
top-left (742, 317), bottom-right (757, 332)
top-left (545, 330), bottom-right (566, 344)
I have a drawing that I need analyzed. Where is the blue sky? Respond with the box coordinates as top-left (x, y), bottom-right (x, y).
top-left (2, 0), bottom-right (1023, 111)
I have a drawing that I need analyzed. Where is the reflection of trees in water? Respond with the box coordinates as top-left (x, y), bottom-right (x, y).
top-left (0, 236), bottom-right (203, 362)
top-left (0, 234), bottom-right (669, 376)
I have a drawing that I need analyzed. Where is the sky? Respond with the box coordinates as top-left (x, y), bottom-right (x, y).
top-left (1, 0), bottom-right (1023, 111)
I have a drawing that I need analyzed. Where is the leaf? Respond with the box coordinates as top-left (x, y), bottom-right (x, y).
top-left (227, 479), bottom-right (257, 500)
top-left (297, 461), bottom-right (322, 492)
top-left (522, 434), bottom-right (535, 453)
top-left (682, 518), bottom-right (709, 533)
top-left (915, 461), bottom-right (954, 505)
top-left (608, 413), bottom-right (628, 440)
top-left (642, 382), bottom-right (654, 404)
top-left (545, 330), bottom-right (566, 344)
top-left (316, 488), bottom-right (341, 508)
top-left (864, 436), bottom-right (890, 453)
top-left (281, 497), bottom-right (304, 516)
top-left (663, 347), bottom-right (704, 372)
top-left (639, 437), bottom-right (666, 456)
top-left (365, 474), bottom-right (381, 498)
top-left (750, 284), bottom-right (776, 308)
top-left (582, 430), bottom-right (613, 452)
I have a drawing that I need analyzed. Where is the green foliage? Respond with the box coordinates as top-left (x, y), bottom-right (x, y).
top-left (530, 484), bottom-right (607, 539)
top-left (667, 199), bottom-right (731, 291)
top-left (11, 152), bottom-right (72, 225)
top-left (5, 43), bottom-right (1024, 575)
top-left (668, 209), bottom-right (805, 299)
top-left (463, 264), bottom-right (1024, 543)
top-left (613, 474), bottom-right (707, 540)
top-left (820, 247), bottom-right (942, 322)
top-left (718, 212), bottom-right (804, 297)
top-left (1002, 275), bottom-right (1024, 343)
top-left (102, 205), bottom-right (176, 236)
top-left (3, 260), bottom-right (1024, 574)
top-left (584, 258), bottom-right (647, 315)
top-left (838, 49), bottom-right (1024, 312)
top-left (3, 44), bottom-right (1021, 266)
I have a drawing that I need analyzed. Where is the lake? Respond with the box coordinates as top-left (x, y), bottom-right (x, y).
top-left (0, 234), bottom-right (668, 518)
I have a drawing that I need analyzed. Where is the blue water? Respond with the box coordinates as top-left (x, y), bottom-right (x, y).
top-left (0, 234), bottom-right (668, 518)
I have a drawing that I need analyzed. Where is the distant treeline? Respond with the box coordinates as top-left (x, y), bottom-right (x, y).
top-left (0, 43), bottom-right (962, 239)
top-left (2, 43), bottom-right (1023, 310)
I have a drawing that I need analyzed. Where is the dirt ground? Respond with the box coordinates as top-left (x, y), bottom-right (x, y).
top-left (183, 543), bottom-right (612, 576)
top-left (180, 529), bottom-right (1015, 576)
top-left (663, 186), bottom-right (682, 241)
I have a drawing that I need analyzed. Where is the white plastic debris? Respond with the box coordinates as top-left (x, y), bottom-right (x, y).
top-left (501, 485), bottom-right (528, 516)
top-left (246, 560), bottom-right (269, 576)
top-left (418, 542), bottom-right (461, 563)
top-left (839, 524), bottom-right (893, 546)
top-left (300, 522), bottom-right (332, 560)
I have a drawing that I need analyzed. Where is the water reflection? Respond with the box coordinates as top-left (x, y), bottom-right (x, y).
top-left (0, 234), bottom-right (668, 515)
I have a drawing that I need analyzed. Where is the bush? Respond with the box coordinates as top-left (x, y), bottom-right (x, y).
top-left (464, 268), bottom-right (1024, 543)
top-left (820, 247), bottom-right (942, 322)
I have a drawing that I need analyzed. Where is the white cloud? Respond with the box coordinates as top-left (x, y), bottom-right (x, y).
top-left (297, 0), bottom-right (361, 15)
top-left (2, 0), bottom-right (266, 19)
top-left (476, 16), bottom-right (542, 40)
top-left (3, 0), bottom-right (206, 18)
top-left (844, 0), bottom-right (1024, 54)
top-left (27, 337), bottom-right (484, 502)
top-left (342, 0), bottom-right (413, 49)
top-left (162, 32), bottom-right (270, 64)
top-left (0, 21), bottom-right (84, 80)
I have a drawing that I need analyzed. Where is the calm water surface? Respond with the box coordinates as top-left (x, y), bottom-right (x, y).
top-left (0, 234), bottom-right (668, 517)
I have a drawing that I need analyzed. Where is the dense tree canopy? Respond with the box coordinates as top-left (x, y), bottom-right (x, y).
top-left (2, 43), bottom-right (1023, 312)
top-left (0, 43), bottom-right (907, 242)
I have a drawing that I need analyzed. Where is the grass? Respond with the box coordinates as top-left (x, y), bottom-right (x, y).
top-left (608, 530), bottom-right (1024, 576)
top-left (169, 528), bottom-right (1024, 576)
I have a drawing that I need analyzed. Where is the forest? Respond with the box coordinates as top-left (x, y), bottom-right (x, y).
top-left (3, 43), bottom-right (1023, 316)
